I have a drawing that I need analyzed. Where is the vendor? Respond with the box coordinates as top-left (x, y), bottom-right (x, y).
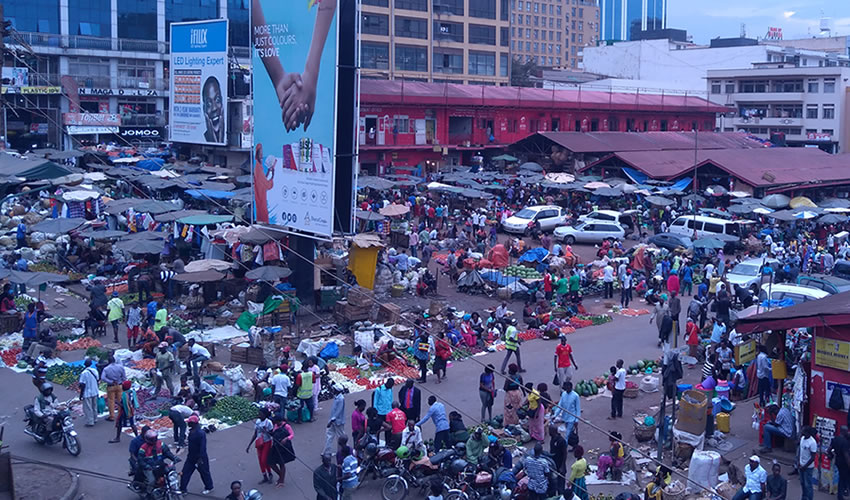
top-left (0, 284), bottom-right (15, 313)
top-left (376, 340), bottom-right (402, 365)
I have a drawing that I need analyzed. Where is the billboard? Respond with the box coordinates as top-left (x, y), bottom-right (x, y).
top-left (169, 19), bottom-right (228, 146)
top-left (251, 0), bottom-right (339, 238)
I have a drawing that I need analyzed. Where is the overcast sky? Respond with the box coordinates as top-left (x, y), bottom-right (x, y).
top-left (667, 0), bottom-right (850, 44)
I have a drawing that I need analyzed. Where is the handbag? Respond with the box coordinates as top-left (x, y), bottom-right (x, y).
top-left (552, 373), bottom-right (560, 387)
top-left (567, 426), bottom-right (579, 447)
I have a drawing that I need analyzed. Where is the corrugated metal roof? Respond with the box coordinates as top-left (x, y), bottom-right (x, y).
top-left (538, 131), bottom-right (765, 153)
top-left (736, 290), bottom-right (850, 333)
top-left (359, 80), bottom-right (730, 113)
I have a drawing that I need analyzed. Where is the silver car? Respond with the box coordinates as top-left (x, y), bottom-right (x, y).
top-left (554, 221), bottom-right (625, 244)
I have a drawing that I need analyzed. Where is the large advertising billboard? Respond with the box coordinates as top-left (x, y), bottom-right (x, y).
top-left (251, 0), bottom-right (339, 238)
top-left (169, 19), bottom-right (228, 146)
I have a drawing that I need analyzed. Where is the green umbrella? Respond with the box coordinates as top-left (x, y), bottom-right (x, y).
top-left (492, 154), bottom-right (518, 162)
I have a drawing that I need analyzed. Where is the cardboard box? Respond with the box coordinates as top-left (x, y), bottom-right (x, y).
top-left (674, 390), bottom-right (708, 436)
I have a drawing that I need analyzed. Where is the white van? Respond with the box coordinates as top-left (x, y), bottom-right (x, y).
top-left (667, 215), bottom-right (743, 242)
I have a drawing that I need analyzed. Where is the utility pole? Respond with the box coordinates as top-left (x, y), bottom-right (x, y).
top-left (0, 4), bottom-right (6, 149)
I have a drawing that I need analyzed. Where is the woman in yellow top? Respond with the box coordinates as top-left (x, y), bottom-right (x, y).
top-left (568, 445), bottom-right (589, 500)
top-left (596, 431), bottom-right (625, 480)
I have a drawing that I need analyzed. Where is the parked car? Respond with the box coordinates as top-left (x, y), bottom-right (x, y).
top-left (501, 205), bottom-right (567, 234)
top-left (726, 257), bottom-right (780, 294)
top-left (833, 259), bottom-right (850, 281)
top-left (578, 210), bottom-right (637, 235)
top-left (554, 221), bottom-right (625, 244)
top-left (796, 274), bottom-right (850, 295)
top-left (758, 283), bottom-right (830, 306)
top-left (668, 215), bottom-right (743, 242)
top-left (648, 232), bottom-right (693, 251)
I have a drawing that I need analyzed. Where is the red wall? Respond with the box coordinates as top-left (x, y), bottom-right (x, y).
top-left (810, 325), bottom-right (850, 426)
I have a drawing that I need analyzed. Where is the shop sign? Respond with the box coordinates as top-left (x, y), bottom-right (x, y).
top-left (29, 123), bottom-right (48, 135)
top-left (815, 337), bottom-right (850, 371)
top-left (807, 132), bottom-right (832, 142)
top-left (735, 339), bottom-right (757, 365)
top-left (66, 125), bottom-right (119, 135)
top-left (119, 126), bottom-right (163, 138)
top-left (63, 113), bottom-right (121, 127)
top-left (1, 86), bottom-right (61, 94)
top-left (78, 88), bottom-right (162, 97)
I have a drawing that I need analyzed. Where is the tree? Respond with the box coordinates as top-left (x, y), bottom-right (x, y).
top-left (510, 57), bottom-right (540, 87)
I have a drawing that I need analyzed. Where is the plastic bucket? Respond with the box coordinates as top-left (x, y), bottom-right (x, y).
top-left (716, 412), bottom-right (730, 433)
top-left (677, 384), bottom-right (693, 399)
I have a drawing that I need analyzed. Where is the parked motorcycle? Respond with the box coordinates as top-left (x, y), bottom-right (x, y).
top-left (23, 405), bottom-right (80, 456)
top-left (128, 462), bottom-right (183, 500)
top-left (358, 440), bottom-right (399, 488)
top-left (382, 446), bottom-right (466, 500)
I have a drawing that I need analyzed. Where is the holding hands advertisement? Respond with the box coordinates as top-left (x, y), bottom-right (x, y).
top-left (169, 20), bottom-right (228, 146)
top-left (251, 0), bottom-right (338, 238)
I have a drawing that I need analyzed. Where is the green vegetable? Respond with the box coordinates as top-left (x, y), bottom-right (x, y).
top-left (206, 396), bottom-right (258, 425)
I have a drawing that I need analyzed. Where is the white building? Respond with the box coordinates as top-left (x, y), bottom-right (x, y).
top-left (707, 66), bottom-right (850, 153)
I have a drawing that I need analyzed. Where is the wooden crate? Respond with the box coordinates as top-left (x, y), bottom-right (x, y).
top-left (230, 345), bottom-right (248, 363)
top-left (347, 285), bottom-right (374, 308)
top-left (334, 300), bottom-right (371, 322)
top-left (376, 303), bottom-right (401, 324)
top-left (245, 347), bottom-right (265, 366)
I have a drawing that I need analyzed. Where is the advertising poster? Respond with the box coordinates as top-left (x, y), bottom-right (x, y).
top-left (169, 19), bottom-right (228, 146)
top-left (252, 0), bottom-right (338, 238)
top-left (815, 337), bottom-right (850, 371)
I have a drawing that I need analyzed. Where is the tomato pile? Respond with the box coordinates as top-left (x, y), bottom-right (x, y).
top-left (336, 366), bottom-right (361, 379)
top-left (1, 348), bottom-right (21, 366)
top-left (132, 359), bottom-right (157, 370)
top-left (518, 329), bottom-right (541, 341)
top-left (569, 317), bottom-right (593, 328)
top-left (620, 308), bottom-right (650, 316)
top-left (383, 358), bottom-right (421, 379)
top-left (56, 337), bottom-right (102, 351)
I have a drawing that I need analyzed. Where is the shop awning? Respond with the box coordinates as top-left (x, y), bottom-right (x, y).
top-left (735, 290), bottom-right (850, 333)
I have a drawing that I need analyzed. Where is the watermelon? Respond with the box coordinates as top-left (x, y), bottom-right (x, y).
top-left (592, 384), bottom-right (599, 395)
top-left (637, 360), bottom-right (645, 369)
top-left (631, 369), bottom-right (638, 375)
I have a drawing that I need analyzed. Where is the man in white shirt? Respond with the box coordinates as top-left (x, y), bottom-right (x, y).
top-left (609, 359), bottom-right (626, 420)
top-left (734, 456), bottom-right (767, 500)
top-left (495, 302), bottom-right (508, 321)
top-left (602, 263), bottom-right (615, 299)
top-left (78, 359), bottom-right (100, 426)
top-left (270, 368), bottom-right (291, 415)
top-left (400, 419), bottom-right (426, 459)
top-left (187, 339), bottom-right (211, 378)
top-left (704, 262), bottom-right (715, 281)
top-left (799, 426), bottom-right (818, 500)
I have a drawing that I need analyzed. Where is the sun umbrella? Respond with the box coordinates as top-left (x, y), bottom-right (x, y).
top-left (635, 189), bottom-right (652, 196)
top-left (113, 238), bottom-right (163, 254)
top-left (563, 183), bottom-right (590, 192)
top-left (753, 207), bottom-right (774, 215)
top-left (769, 209), bottom-right (797, 222)
top-left (645, 195), bottom-right (675, 207)
top-left (31, 218), bottom-right (87, 234)
top-left (793, 210), bottom-right (818, 220)
top-left (594, 187), bottom-right (621, 197)
top-left (692, 238), bottom-right (726, 250)
top-left (246, 265), bottom-right (293, 281)
top-left (727, 204), bottom-right (757, 215)
top-left (173, 270), bottom-right (225, 283)
top-left (819, 198), bottom-right (850, 209)
top-left (356, 209), bottom-right (384, 221)
top-left (578, 175), bottom-right (602, 182)
top-left (704, 185), bottom-right (728, 196)
top-left (8, 270), bottom-right (69, 286)
top-left (621, 184), bottom-right (637, 194)
top-left (730, 197), bottom-right (759, 205)
top-left (682, 194), bottom-right (705, 203)
top-left (155, 209), bottom-right (209, 223)
top-left (518, 162), bottom-right (543, 172)
top-left (762, 194), bottom-right (791, 209)
top-left (121, 231), bottom-right (164, 241)
top-left (544, 172), bottom-right (575, 184)
top-left (818, 213), bottom-right (848, 224)
top-left (492, 154), bottom-right (518, 162)
top-left (825, 207), bottom-right (850, 214)
top-left (790, 196), bottom-right (817, 209)
top-left (379, 204), bottom-right (410, 217)
top-left (727, 191), bottom-right (750, 198)
top-left (584, 181), bottom-right (610, 189)
top-left (184, 259), bottom-right (232, 273)
top-left (357, 176), bottom-right (394, 190)
top-left (77, 229), bottom-right (127, 240)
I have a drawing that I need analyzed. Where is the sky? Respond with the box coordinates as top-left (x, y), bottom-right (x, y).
top-left (667, 0), bottom-right (850, 45)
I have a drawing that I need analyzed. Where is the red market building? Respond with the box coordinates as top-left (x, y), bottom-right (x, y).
top-left (358, 79), bottom-right (729, 175)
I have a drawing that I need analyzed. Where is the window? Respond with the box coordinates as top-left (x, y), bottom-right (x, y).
top-left (533, 16), bottom-right (538, 26)
top-left (500, 53), bottom-right (509, 77)
top-left (806, 105), bottom-right (818, 119)
top-left (805, 128), bottom-right (817, 135)
top-left (517, 14), bottom-right (523, 24)
top-left (434, 0), bottom-right (463, 14)
top-left (361, 42), bottom-right (389, 69)
top-left (533, 42), bottom-right (539, 52)
top-left (571, 33), bottom-right (575, 42)
top-left (433, 50), bottom-right (463, 73)
top-left (823, 104), bottom-right (835, 119)
top-left (500, 27), bottom-right (509, 46)
top-left (118, 0), bottom-right (157, 39)
top-left (823, 129), bottom-right (834, 136)
top-left (393, 115), bottom-right (410, 133)
top-left (501, 0), bottom-right (508, 20)
top-left (4, 0), bottom-right (60, 34)
top-left (824, 78), bottom-right (836, 93)
top-left (533, 29), bottom-right (538, 40)
top-left (526, 3), bottom-right (530, 11)
top-left (571, 6), bottom-right (575, 15)
top-left (578, 7), bottom-right (583, 17)
top-left (363, 0), bottom-right (388, 5)
top-left (69, 57), bottom-right (111, 87)
top-left (469, 0), bottom-right (497, 18)
top-left (533, 2), bottom-right (538, 12)
top-left (70, 0), bottom-right (110, 38)
top-left (517, 1), bottom-right (523, 9)
top-left (525, 41), bottom-right (530, 51)
top-left (724, 81), bottom-right (735, 93)
top-left (686, 219), bottom-right (702, 230)
top-left (526, 28), bottom-right (531, 38)
top-left (807, 79), bottom-right (819, 93)
top-left (118, 59), bottom-right (155, 88)
top-left (556, 5), bottom-right (561, 14)
top-left (362, 13), bottom-right (389, 36)
top-left (118, 96), bottom-right (157, 117)
top-left (770, 104), bottom-right (802, 118)
top-left (396, 0), bottom-right (427, 10)
top-left (556, 31), bottom-right (561, 41)
top-left (227, 0), bottom-right (250, 46)
top-left (165, 0), bottom-right (219, 40)
top-left (395, 45), bottom-right (427, 72)
top-left (397, 17), bottom-right (427, 39)
top-left (739, 80), bottom-right (768, 93)
top-left (577, 34), bottom-right (582, 43)
top-left (772, 80), bottom-right (803, 92)
top-left (557, 18), bottom-right (561, 28)
top-left (434, 21), bottom-right (463, 42)
top-left (469, 24), bottom-right (496, 45)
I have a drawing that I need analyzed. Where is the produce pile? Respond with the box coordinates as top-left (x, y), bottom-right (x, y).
top-left (29, 262), bottom-right (84, 281)
top-left (166, 315), bottom-right (195, 335)
top-left (206, 396), bottom-right (259, 425)
top-left (628, 359), bottom-right (661, 375)
top-left (46, 364), bottom-right (84, 387)
top-left (518, 329), bottom-right (542, 341)
top-left (1, 348), bottom-right (21, 367)
top-left (503, 265), bottom-right (542, 280)
top-left (44, 317), bottom-right (81, 333)
top-left (575, 377), bottom-right (604, 397)
top-left (568, 314), bottom-right (612, 329)
top-left (135, 388), bottom-right (174, 418)
top-left (56, 337), bottom-right (102, 351)
top-left (14, 295), bottom-right (34, 308)
top-left (132, 359), bottom-right (157, 371)
top-left (617, 308), bottom-right (651, 317)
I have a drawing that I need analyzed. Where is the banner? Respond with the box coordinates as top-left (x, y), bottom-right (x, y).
top-left (169, 19), bottom-right (228, 146)
top-left (815, 337), bottom-right (850, 371)
top-left (252, 0), bottom-right (339, 238)
top-left (63, 113), bottom-right (121, 126)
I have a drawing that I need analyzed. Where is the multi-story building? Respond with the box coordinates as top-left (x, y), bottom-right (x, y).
top-left (599, 0), bottom-right (665, 42)
top-left (707, 66), bottom-right (850, 153)
top-left (360, 0), bottom-right (511, 85)
top-left (566, 0), bottom-right (599, 68)
top-left (508, 0), bottom-right (597, 70)
top-left (1, 0), bottom-right (251, 162)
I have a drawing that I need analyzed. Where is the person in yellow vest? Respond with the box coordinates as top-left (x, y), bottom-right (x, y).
top-left (499, 319), bottom-right (524, 374)
top-left (295, 363), bottom-right (315, 422)
top-left (412, 329), bottom-right (432, 383)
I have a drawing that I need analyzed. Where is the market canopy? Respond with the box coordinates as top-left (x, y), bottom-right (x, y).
top-left (357, 176), bottom-right (395, 190)
top-left (154, 210), bottom-right (209, 223)
top-left (491, 154), bottom-right (518, 162)
top-left (818, 213), bottom-right (848, 224)
top-left (245, 265), bottom-right (293, 281)
top-left (173, 270), bottom-right (225, 283)
top-left (789, 196), bottom-right (817, 209)
top-left (184, 259), bottom-right (232, 273)
top-left (692, 237), bottom-right (726, 249)
top-left (185, 189), bottom-right (235, 200)
top-left (736, 290), bottom-right (850, 333)
top-left (379, 204), bottom-right (410, 217)
top-left (518, 162), bottom-right (543, 172)
top-left (239, 225), bottom-right (290, 245)
top-left (113, 238), bottom-right (162, 254)
top-left (176, 214), bottom-right (233, 225)
top-left (762, 194), bottom-right (791, 209)
top-left (7, 270), bottom-right (69, 285)
top-left (0, 156), bottom-right (73, 180)
top-left (31, 218), bottom-right (87, 234)
top-left (103, 198), bottom-right (180, 215)
top-left (77, 229), bottom-right (128, 240)
top-left (819, 198), bottom-right (850, 209)
top-left (645, 195), bottom-right (675, 207)
top-left (355, 209), bottom-right (384, 221)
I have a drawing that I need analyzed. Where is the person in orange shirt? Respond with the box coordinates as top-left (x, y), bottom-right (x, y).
top-left (684, 317), bottom-right (700, 364)
top-left (253, 143), bottom-right (274, 224)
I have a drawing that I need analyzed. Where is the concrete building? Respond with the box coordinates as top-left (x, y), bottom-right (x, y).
top-left (360, 0), bottom-right (511, 85)
top-left (1, 0), bottom-right (251, 163)
top-left (565, 0), bottom-right (599, 69)
top-left (509, 0), bottom-right (567, 68)
top-left (762, 35), bottom-right (850, 57)
top-left (599, 0), bottom-right (665, 42)
top-left (707, 65), bottom-right (850, 153)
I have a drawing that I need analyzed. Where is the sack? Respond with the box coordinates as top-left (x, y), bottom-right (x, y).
top-left (552, 373), bottom-right (560, 387)
top-left (829, 386), bottom-right (845, 411)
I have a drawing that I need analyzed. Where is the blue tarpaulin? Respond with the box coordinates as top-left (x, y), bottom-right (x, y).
top-left (518, 247), bottom-right (549, 264)
top-left (136, 158), bottom-right (165, 170)
top-left (186, 189), bottom-right (235, 200)
top-left (479, 270), bottom-right (519, 286)
top-left (760, 298), bottom-right (796, 309)
top-left (622, 167), bottom-right (648, 184)
top-left (670, 177), bottom-right (693, 191)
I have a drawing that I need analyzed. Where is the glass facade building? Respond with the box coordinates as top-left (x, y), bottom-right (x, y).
top-left (600, 0), bottom-right (665, 41)
top-left (69, 0), bottom-right (111, 37)
top-left (117, 0), bottom-right (158, 40)
top-left (165, 0), bottom-right (220, 40)
top-left (5, 0), bottom-right (60, 33)
top-left (228, 0), bottom-right (250, 46)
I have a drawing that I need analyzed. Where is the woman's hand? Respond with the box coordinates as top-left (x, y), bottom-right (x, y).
top-left (274, 73), bottom-right (304, 132)
top-left (282, 69), bottom-right (317, 132)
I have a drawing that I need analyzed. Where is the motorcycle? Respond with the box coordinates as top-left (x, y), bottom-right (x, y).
top-left (128, 462), bottom-right (183, 500)
top-left (357, 439), bottom-right (399, 488)
top-left (23, 405), bottom-right (80, 457)
top-left (382, 447), bottom-right (466, 500)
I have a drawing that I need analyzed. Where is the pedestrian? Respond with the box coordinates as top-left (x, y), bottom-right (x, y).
top-left (107, 291), bottom-right (125, 343)
top-left (270, 365), bottom-right (291, 416)
top-left (109, 380), bottom-right (138, 443)
top-left (154, 301), bottom-right (168, 338)
top-left (398, 379), bottom-right (421, 422)
top-left (830, 426), bottom-right (850, 500)
top-left (756, 345), bottom-right (773, 407)
top-left (246, 406), bottom-right (275, 484)
top-left (401, 419), bottom-right (426, 458)
top-left (16, 220), bottom-right (26, 249)
top-left (553, 381), bottom-right (580, 441)
top-left (649, 295), bottom-right (669, 347)
top-left (765, 462), bottom-right (786, 500)
top-left (527, 383), bottom-right (549, 442)
top-left (658, 309), bottom-right (673, 348)
top-left (323, 384), bottom-right (346, 456)
top-left (433, 331), bottom-right (452, 384)
top-left (384, 402), bottom-right (407, 449)
top-left (549, 423), bottom-right (567, 496)
top-left (732, 456), bottom-right (767, 500)
top-left (339, 443), bottom-right (359, 499)
top-left (154, 342), bottom-right (176, 397)
top-left (413, 328), bottom-right (431, 383)
top-left (78, 358), bottom-right (99, 427)
top-left (180, 415), bottom-right (214, 494)
top-left (668, 291), bottom-right (681, 338)
top-left (102, 355), bottom-right (126, 421)
top-left (372, 378), bottom-right (394, 421)
top-left (512, 443), bottom-right (550, 500)
top-left (684, 318), bottom-right (700, 363)
top-left (620, 268), bottom-right (632, 308)
top-left (602, 262), bottom-right (614, 299)
top-left (22, 303), bottom-right (38, 353)
top-left (309, 358), bottom-right (322, 416)
top-left (609, 359), bottom-right (626, 419)
top-left (502, 364), bottom-right (524, 426)
top-left (479, 364), bottom-right (496, 422)
top-left (568, 445), bottom-right (589, 500)
top-left (553, 334), bottom-right (578, 386)
top-left (799, 426), bottom-right (817, 500)
top-left (267, 414), bottom-right (296, 486)
top-left (186, 338), bottom-right (211, 379)
top-left (555, 273), bottom-right (569, 303)
top-left (351, 399), bottom-right (367, 448)
top-left (418, 395), bottom-right (450, 451)
top-left (313, 454), bottom-right (338, 500)
top-left (126, 301), bottom-right (142, 348)
top-left (500, 319), bottom-right (523, 374)
top-left (168, 402), bottom-right (192, 448)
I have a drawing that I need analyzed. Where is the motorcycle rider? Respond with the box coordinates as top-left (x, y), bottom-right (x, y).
top-left (136, 429), bottom-right (181, 492)
top-left (128, 425), bottom-right (152, 480)
top-left (32, 382), bottom-right (59, 435)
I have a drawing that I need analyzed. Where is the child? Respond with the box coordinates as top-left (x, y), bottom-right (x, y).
top-left (109, 380), bottom-right (138, 443)
top-left (126, 301), bottom-right (142, 348)
top-left (525, 382), bottom-right (540, 411)
top-left (607, 366), bottom-right (617, 392)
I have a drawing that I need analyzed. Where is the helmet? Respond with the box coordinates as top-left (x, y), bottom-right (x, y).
top-left (453, 442), bottom-right (466, 455)
top-left (365, 442), bottom-right (377, 456)
top-left (245, 490), bottom-right (263, 500)
top-left (144, 429), bottom-right (157, 444)
top-left (39, 382), bottom-right (53, 397)
top-left (395, 446), bottom-right (410, 460)
top-left (262, 387), bottom-right (273, 397)
top-left (449, 458), bottom-right (469, 475)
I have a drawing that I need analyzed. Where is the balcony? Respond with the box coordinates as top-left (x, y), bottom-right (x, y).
top-left (729, 91), bottom-right (804, 102)
top-left (71, 75), bottom-right (169, 91)
top-left (8, 32), bottom-right (166, 54)
top-left (732, 116), bottom-right (803, 127)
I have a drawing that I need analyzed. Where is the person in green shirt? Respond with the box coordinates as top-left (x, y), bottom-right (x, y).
top-left (154, 302), bottom-right (168, 338)
top-left (556, 274), bottom-right (569, 302)
top-left (106, 291), bottom-right (125, 343)
top-left (465, 427), bottom-right (489, 465)
top-left (568, 270), bottom-right (581, 303)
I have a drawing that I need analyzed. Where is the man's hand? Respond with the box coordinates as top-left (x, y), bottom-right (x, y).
top-left (274, 73), bottom-right (304, 132)
top-left (282, 69), bottom-right (317, 132)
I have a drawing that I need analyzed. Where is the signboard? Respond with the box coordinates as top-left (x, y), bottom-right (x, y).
top-left (63, 113), bottom-right (121, 127)
top-left (29, 123), bottom-right (48, 135)
top-left (735, 339), bottom-right (757, 365)
top-left (814, 414), bottom-right (836, 452)
top-left (78, 88), bottom-right (163, 97)
top-left (67, 125), bottom-right (119, 135)
top-left (815, 337), bottom-right (850, 371)
top-left (765, 27), bottom-right (783, 40)
top-left (119, 127), bottom-right (164, 139)
top-left (2, 67), bottom-right (28, 86)
top-left (169, 19), bottom-right (228, 146)
top-left (252, 0), bottom-right (339, 237)
top-left (807, 132), bottom-right (832, 142)
top-left (1, 86), bottom-right (60, 94)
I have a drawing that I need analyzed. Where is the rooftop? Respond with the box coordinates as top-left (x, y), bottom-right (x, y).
top-left (512, 131), bottom-right (763, 155)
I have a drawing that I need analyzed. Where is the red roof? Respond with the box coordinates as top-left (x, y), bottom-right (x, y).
top-left (536, 131), bottom-right (764, 153)
top-left (359, 80), bottom-right (730, 113)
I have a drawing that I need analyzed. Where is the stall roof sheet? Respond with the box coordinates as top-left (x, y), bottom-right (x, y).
top-left (736, 291), bottom-right (850, 333)
top-left (529, 131), bottom-right (765, 154)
